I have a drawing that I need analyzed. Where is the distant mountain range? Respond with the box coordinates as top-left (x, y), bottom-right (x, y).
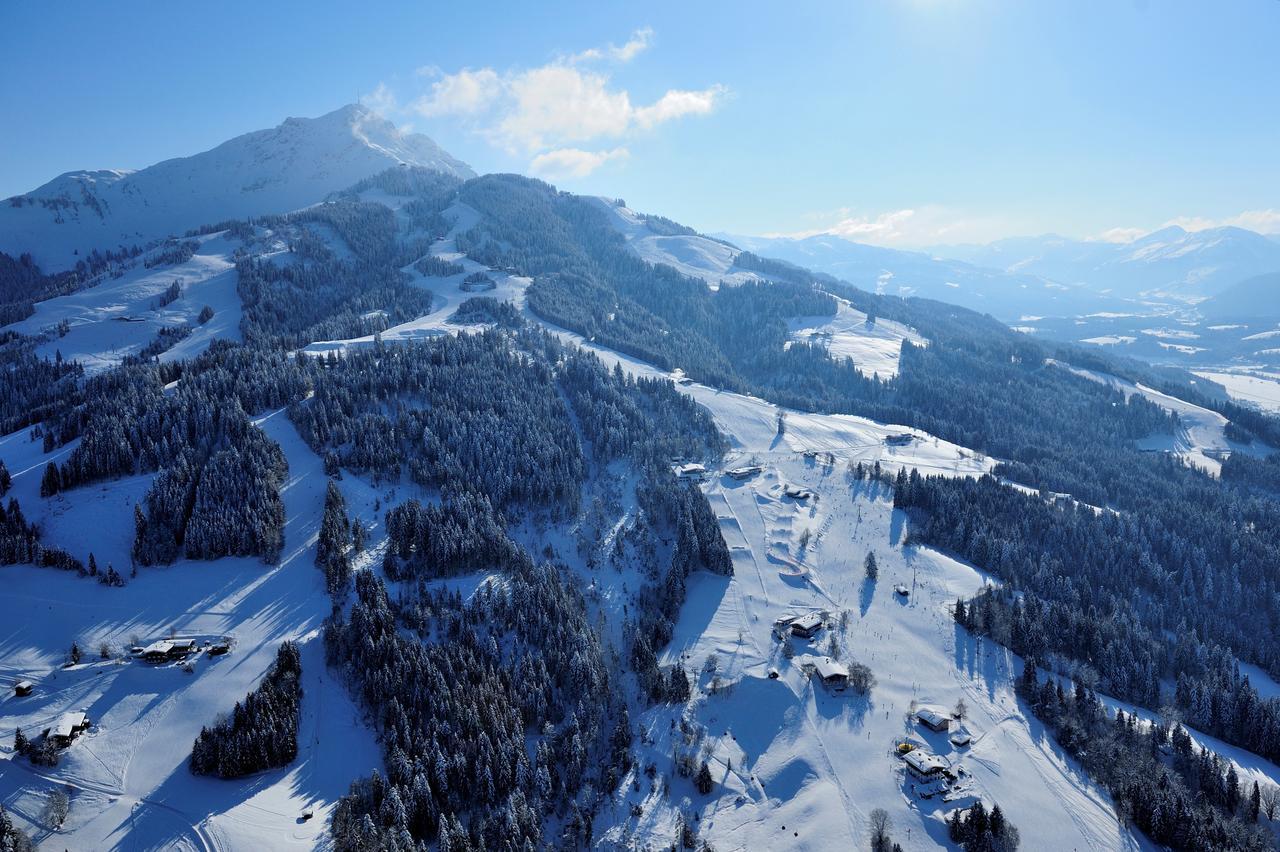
top-left (0, 104), bottom-right (474, 270)
top-left (722, 233), bottom-right (1120, 319)
top-left (930, 226), bottom-right (1280, 301)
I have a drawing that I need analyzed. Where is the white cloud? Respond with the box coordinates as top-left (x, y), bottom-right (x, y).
top-left (634, 85), bottom-right (728, 129)
top-left (413, 68), bottom-right (503, 118)
top-left (1090, 209), bottom-right (1280, 244)
top-left (497, 66), bottom-right (634, 151)
top-left (360, 82), bottom-right (399, 117)
top-left (775, 205), bottom-right (1011, 248)
top-left (531, 147), bottom-right (630, 178)
top-left (380, 29), bottom-right (724, 178)
top-left (567, 27), bottom-right (653, 64)
top-left (1163, 209), bottom-right (1280, 235)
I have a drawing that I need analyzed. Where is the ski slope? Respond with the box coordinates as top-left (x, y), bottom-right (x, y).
top-left (1, 231), bottom-right (243, 375)
top-left (591, 198), bottom-right (763, 289)
top-left (597, 452), bottom-right (1153, 851)
top-left (788, 299), bottom-right (927, 380)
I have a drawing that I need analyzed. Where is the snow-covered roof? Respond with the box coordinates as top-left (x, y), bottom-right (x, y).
top-left (902, 749), bottom-right (947, 775)
top-left (813, 657), bottom-right (848, 680)
top-left (15, 680), bottom-right (32, 690)
top-left (142, 640), bottom-right (173, 656)
top-left (676, 462), bottom-right (707, 477)
top-left (916, 707), bottom-right (951, 729)
top-left (53, 711), bottom-right (87, 738)
top-left (791, 611), bottom-right (824, 630)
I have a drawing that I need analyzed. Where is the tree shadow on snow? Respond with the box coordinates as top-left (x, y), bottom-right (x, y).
top-left (859, 577), bottom-right (876, 618)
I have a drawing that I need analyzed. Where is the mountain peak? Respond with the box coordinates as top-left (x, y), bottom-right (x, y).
top-left (2, 105), bottom-right (474, 269)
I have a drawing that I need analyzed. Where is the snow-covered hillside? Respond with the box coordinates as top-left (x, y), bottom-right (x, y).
top-left (1050, 360), bottom-right (1271, 476)
top-left (0, 410), bottom-right (380, 851)
top-left (4, 231), bottom-right (243, 374)
top-left (593, 199), bottom-right (764, 288)
top-left (1, 105), bottom-right (473, 271)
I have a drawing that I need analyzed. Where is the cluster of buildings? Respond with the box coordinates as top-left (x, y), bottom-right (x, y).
top-left (894, 705), bottom-right (975, 798)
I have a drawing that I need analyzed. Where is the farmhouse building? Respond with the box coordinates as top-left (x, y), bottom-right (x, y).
top-left (790, 611), bottom-right (824, 639)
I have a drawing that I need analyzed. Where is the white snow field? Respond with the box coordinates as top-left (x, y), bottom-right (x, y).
top-left (0, 410), bottom-right (380, 851)
top-left (1194, 369), bottom-right (1280, 414)
top-left (591, 198), bottom-right (764, 289)
top-left (1050, 360), bottom-right (1271, 476)
top-left (788, 299), bottom-right (927, 380)
top-left (2, 231), bottom-right (243, 375)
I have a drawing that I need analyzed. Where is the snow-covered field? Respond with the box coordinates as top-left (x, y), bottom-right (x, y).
top-left (2, 231), bottom-right (243, 375)
top-left (788, 300), bottom-right (926, 380)
top-left (1050, 360), bottom-right (1270, 476)
top-left (0, 411), bottom-right (380, 851)
top-left (1194, 369), bottom-right (1280, 414)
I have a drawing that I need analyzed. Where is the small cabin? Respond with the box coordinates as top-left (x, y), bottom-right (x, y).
top-left (902, 748), bottom-right (948, 781)
top-left (790, 612), bottom-right (824, 639)
top-left (783, 485), bottom-right (814, 501)
top-left (916, 707), bottom-right (952, 732)
top-left (885, 434), bottom-right (914, 447)
top-left (207, 642), bottom-right (231, 657)
top-left (48, 711), bottom-right (90, 747)
top-left (812, 657), bottom-right (848, 692)
top-left (14, 680), bottom-right (33, 697)
top-left (949, 731), bottom-right (972, 748)
top-left (894, 584), bottom-right (910, 598)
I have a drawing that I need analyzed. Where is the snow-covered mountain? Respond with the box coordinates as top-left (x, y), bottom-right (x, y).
top-left (0, 104), bottom-right (474, 270)
top-left (933, 225), bottom-right (1280, 299)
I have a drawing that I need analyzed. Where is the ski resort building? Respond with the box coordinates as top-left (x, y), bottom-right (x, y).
top-left (812, 657), bottom-right (849, 692)
top-left (727, 465), bottom-right (762, 480)
top-left (48, 711), bottom-right (90, 747)
top-left (790, 611), bottom-right (825, 639)
top-left (676, 463), bottom-right (708, 481)
top-left (916, 707), bottom-right (952, 732)
top-left (783, 485), bottom-right (814, 500)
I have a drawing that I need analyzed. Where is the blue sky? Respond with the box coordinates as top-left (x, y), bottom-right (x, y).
top-left (3, 1), bottom-right (1278, 246)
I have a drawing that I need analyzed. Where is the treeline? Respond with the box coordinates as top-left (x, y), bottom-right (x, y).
top-left (0, 331), bottom-right (83, 435)
top-left (455, 173), bottom-right (839, 396)
top-left (191, 641), bottom-right (302, 778)
top-left (0, 251), bottom-right (84, 326)
top-left (26, 342), bottom-right (306, 565)
top-left (1010, 660), bottom-right (1273, 851)
top-left (289, 331), bottom-right (584, 505)
top-left (891, 468), bottom-right (1280, 764)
